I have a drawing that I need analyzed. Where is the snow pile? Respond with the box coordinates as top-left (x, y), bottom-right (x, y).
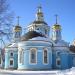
top-left (57, 68), bottom-right (75, 75)
top-left (29, 36), bottom-right (50, 42)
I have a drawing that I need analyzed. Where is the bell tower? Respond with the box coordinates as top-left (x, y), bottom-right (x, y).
top-left (13, 16), bottom-right (22, 42)
top-left (52, 15), bottom-right (62, 41)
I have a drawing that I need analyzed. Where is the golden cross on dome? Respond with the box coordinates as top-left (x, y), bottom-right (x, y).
top-left (55, 14), bottom-right (58, 24)
top-left (17, 16), bottom-right (20, 25)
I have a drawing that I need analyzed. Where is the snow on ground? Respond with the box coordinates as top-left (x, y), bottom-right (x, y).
top-left (0, 67), bottom-right (75, 75)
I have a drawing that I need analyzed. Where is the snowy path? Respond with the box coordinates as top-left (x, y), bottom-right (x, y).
top-left (0, 68), bottom-right (74, 75)
top-left (0, 70), bottom-right (59, 75)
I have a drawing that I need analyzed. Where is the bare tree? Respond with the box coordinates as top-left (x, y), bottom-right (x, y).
top-left (0, 0), bottom-right (14, 62)
top-left (0, 0), bottom-right (8, 14)
top-left (0, 0), bottom-right (14, 45)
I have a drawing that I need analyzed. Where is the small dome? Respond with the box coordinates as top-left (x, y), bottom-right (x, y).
top-left (37, 12), bottom-right (43, 17)
top-left (14, 25), bottom-right (22, 32)
top-left (52, 24), bottom-right (61, 30)
top-left (21, 31), bottom-right (46, 41)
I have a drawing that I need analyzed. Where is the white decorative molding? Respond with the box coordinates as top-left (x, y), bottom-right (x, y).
top-left (29, 48), bottom-right (37, 65)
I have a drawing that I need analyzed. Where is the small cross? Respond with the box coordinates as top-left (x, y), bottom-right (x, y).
top-left (38, 4), bottom-right (42, 12)
top-left (55, 14), bottom-right (58, 24)
top-left (17, 16), bottom-right (20, 25)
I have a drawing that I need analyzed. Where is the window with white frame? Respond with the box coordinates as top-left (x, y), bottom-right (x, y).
top-left (56, 57), bottom-right (61, 66)
top-left (9, 59), bottom-right (14, 67)
top-left (10, 52), bottom-right (13, 57)
top-left (43, 48), bottom-right (48, 64)
top-left (30, 48), bottom-right (37, 64)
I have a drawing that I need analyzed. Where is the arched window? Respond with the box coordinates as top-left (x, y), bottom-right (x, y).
top-left (9, 58), bottom-right (14, 67)
top-left (43, 48), bottom-right (48, 64)
top-left (10, 52), bottom-right (13, 57)
top-left (30, 48), bottom-right (37, 64)
top-left (56, 57), bottom-right (61, 67)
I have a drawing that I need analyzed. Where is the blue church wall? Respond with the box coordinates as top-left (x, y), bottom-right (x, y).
top-left (5, 48), bottom-right (18, 69)
top-left (68, 53), bottom-right (73, 68)
top-left (18, 42), bottom-right (52, 70)
top-left (18, 49), bottom-right (52, 70)
top-left (52, 51), bottom-right (61, 69)
top-left (60, 53), bottom-right (69, 70)
top-left (71, 53), bottom-right (75, 67)
top-left (52, 51), bottom-right (71, 70)
top-left (52, 52), bottom-right (56, 69)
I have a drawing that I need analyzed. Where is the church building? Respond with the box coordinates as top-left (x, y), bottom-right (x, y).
top-left (4, 6), bottom-right (75, 70)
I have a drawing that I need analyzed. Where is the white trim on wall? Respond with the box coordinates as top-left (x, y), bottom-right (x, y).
top-left (19, 48), bottom-right (24, 64)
